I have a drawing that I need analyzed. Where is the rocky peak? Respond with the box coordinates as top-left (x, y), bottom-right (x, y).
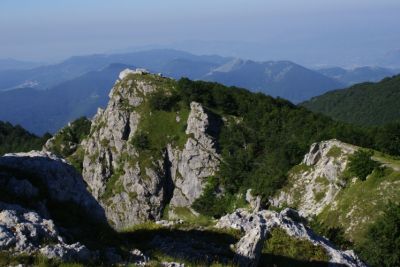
top-left (81, 72), bottom-right (221, 229)
top-left (168, 102), bottom-right (220, 208)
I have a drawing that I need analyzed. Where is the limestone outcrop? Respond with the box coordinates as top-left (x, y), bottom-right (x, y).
top-left (0, 151), bottom-right (106, 221)
top-left (217, 208), bottom-right (367, 267)
top-left (0, 202), bottom-right (91, 262)
top-left (81, 70), bottom-right (221, 229)
top-left (271, 139), bottom-right (357, 217)
top-left (167, 102), bottom-right (220, 207)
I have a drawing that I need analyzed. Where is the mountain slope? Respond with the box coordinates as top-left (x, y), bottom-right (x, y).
top-left (271, 139), bottom-right (400, 266)
top-left (0, 64), bottom-right (132, 134)
top-left (203, 59), bottom-right (343, 103)
top-left (31, 69), bottom-right (393, 266)
top-left (63, 69), bottom-right (380, 229)
top-left (317, 66), bottom-right (395, 86)
top-left (302, 75), bottom-right (400, 126)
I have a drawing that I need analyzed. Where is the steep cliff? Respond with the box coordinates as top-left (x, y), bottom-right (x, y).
top-left (81, 70), bottom-right (220, 229)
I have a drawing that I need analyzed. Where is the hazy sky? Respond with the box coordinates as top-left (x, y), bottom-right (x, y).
top-left (1, 0), bottom-right (399, 66)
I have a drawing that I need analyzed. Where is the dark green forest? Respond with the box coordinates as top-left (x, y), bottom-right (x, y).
top-left (0, 121), bottom-right (50, 156)
top-left (302, 75), bottom-right (400, 126)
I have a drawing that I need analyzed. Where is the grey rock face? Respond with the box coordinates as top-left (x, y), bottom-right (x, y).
top-left (271, 139), bottom-right (357, 217)
top-left (245, 189), bottom-right (262, 212)
top-left (234, 223), bottom-right (267, 267)
top-left (217, 208), bottom-right (366, 267)
top-left (0, 202), bottom-right (90, 262)
top-left (40, 243), bottom-right (91, 262)
top-left (0, 151), bottom-right (106, 222)
top-left (81, 72), bottom-right (221, 229)
top-left (168, 102), bottom-right (220, 207)
top-left (82, 74), bottom-right (166, 229)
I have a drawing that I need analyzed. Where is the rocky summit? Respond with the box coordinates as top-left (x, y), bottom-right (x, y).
top-left (81, 71), bottom-right (220, 229)
top-left (0, 69), bottom-right (378, 266)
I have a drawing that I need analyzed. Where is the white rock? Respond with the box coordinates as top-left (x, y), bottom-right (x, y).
top-left (271, 139), bottom-right (357, 217)
top-left (217, 208), bottom-right (367, 267)
top-left (119, 68), bottom-right (149, 80)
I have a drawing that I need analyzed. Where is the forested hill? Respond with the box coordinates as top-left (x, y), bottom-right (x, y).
top-left (0, 121), bottom-right (50, 155)
top-left (302, 75), bottom-right (400, 126)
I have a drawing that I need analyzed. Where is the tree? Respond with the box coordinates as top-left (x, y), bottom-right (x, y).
top-left (149, 91), bottom-right (180, 111)
top-left (347, 150), bottom-right (380, 181)
top-left (131, 132), bottom-right (150, 151)
top-left (357, 203), bottom-right (400, 267)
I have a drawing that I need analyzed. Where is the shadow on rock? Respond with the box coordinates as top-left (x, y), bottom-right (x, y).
top-left (0, 152), bottom-right (114, 250)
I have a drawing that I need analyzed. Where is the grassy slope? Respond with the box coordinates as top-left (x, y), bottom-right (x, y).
top-left (317, 151), bottom-right (400, 245)
top-left (302, 75), bottom-right (400, 126)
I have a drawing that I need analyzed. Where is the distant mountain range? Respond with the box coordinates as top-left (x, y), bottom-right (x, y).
top-left (0, 64), bottom-right (131, 134)
top-left (316, 66), bottom-right (396, 86)
top-left (202, 59), bottom-right (343, 103)
top-left (0, 50), bottom-right (229, 91)
top-left (302, 75), bottom-right (400, 126)
top-left (0, 49), bottom-right (344, 102)
top-left (0, 49), bottom-right (397, 134)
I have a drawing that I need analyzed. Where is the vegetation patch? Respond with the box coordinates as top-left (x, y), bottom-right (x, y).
top-left (0, 121), bottom-right (50, 156)
top-left (315, 153), bottom-right (400, 246)
top-left (46, 117), bottom-right (91, 158)
top-left (326, 145), bottom-right (342, 158)
top-left (260, 228), bottom-right (329, 265)
top-left (346, 150), bottom-right (380, 181)
top-left (356, 202), bottom-right (400, 267)
top-left (170, 206), bottom-right (214, 227)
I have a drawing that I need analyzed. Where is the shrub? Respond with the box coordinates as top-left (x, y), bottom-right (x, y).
top-left (131, 132), bottom-right (150, 151)
top-left (347, 150), bottom-right (380, 181)
top-left (149, 91), bottom-right (180, 111)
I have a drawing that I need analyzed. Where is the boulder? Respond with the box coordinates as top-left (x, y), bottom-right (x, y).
top-left (217, 208), bottom-right (367, 267)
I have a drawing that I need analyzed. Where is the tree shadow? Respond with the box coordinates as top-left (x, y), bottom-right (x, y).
top-left (120, 227), bottom-right (238, 265)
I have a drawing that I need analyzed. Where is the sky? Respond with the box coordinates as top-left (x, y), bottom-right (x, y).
top-left (1, 0), bottom-right (400, 66)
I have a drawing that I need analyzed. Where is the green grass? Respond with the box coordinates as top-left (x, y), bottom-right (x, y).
top-left (373, 151), bottom-right (400, 171)
top-left (314, 190), bottom-right (326, 202)
top-left (0, 252), bottom-right (86, 267)
top-left (326, 145), bottom-right (342, 158)
top-left (137, 104), bottom-right (189, 150)
top-left (289, 164), bottom-right (313, 175)
top-left (317, 163), bottom-right (400, 244)
top-left (170, 206), bottom-right (214, 227)
top-left (261, 228), bottom-right (329, 264)
top-left (121, 221), bottom-right (164, 233)
top-left (101, 165), bottom-right (126, 201)
top-left (315, 176), bottom-right (329, 186)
